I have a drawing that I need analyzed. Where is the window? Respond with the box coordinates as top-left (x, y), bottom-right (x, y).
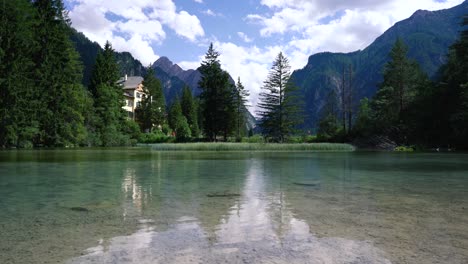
top-left (127, 100), bottom-right (132, 107)
top-left (136, 93), bottom-right (141, 98)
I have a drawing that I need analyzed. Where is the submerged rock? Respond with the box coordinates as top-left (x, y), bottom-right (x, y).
top-left (293, 182), bottom-right (319, 187)
top-left (206, 193), bottom-right (241, 198)
top-left (70, 207), bottom-right (89, 212)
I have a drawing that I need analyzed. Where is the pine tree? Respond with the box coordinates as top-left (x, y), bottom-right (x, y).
top-left (371, 38), bottom-right (427, 133)
top-left (89, 41), bottom-right (126, 146)
top-left (233, 77), bottom-right (250, 140)
top-left (33, 0), bottom-right (87, 147)
top-left (181, 86), bottom-right (200, 138)
top-left (135, 67), bottom-right (166, 132)
top-left (437, 15), bottom-right (468, 147)
top-left (198, 43), bottom-right (235, 141)
top-left (257, 52), bottom-right (303, 142)
top-left (168, 98), bottom-right (191, 141)
top-left (0, 0), bottom-right (39, 147)
top-left (317, 90), bottom-right (339, 140)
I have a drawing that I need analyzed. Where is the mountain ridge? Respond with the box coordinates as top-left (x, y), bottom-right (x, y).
top-left (291, 0), bottom-right (468, 130)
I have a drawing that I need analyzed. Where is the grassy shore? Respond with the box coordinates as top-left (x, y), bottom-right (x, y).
top-left (140, 142), bottom-right (355, 152)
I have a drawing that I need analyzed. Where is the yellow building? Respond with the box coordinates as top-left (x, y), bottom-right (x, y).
top-left (117, 75), bottom-right (145, 120)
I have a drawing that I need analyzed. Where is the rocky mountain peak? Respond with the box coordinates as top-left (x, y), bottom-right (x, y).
top-left (154, 56), bottom-right (184, 78)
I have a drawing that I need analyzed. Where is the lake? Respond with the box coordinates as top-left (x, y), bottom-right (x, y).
top-left (0, 148), bottom-right (467, 264)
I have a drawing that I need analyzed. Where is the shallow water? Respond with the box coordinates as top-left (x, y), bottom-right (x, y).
top-left (0, 149), bottom-right (467, 264)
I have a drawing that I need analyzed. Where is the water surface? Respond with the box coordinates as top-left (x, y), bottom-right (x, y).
top-left (0, 149), bottom-right (467, 263)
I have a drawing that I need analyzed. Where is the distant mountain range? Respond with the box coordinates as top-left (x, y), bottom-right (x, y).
top-left (291, 1), bottom-right (468, 129)
top-left (70, 1), bottom-right (467, 131)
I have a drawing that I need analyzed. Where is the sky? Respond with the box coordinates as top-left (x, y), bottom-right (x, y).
top-left (64, 0), bottom-right (465, 109)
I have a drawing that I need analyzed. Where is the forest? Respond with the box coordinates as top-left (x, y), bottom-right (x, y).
top-left (1, 0), bottom-right (467, 149)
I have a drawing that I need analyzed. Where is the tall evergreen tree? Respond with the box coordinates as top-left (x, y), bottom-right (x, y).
top-left (317, 90), bottom-right (340, 140)
top-left (33, 0), bottom-right (87, 146)
top-left (168, 98), bottom-right (191, 141)
top-left (135, 67), bottom-right (166, 132)
top-left (436, 15), bottom-right (468, 147)
top-left (0, 0), bottom-right (39, 147)
top-left (233, 77), bottom-right (250, 139)
top-left (371, 38), bottom-right (427, 133)
top-left (198, 43), bottom-right (235, 141)
top-left (181, 85), bottom-right (200, 138)
top-left (257, 52), bottom-right (303, 143)
top-left (89, 41), bottom-right (126, 146)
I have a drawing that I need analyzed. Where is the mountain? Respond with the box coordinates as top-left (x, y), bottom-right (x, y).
top-left (291, 1), bottom-right (468, 130)
top-left (152, 57), bottom-right (202, 101)
top-left (70, 28), bottom-right (145, 86)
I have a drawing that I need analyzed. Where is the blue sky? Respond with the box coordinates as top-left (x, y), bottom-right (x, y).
top-left (64, 0), bottom-right (464, 108)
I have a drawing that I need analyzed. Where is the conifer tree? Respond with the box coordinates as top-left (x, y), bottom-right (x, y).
top-left (33, 0), bottom-right (87, 146)
top-left (89, 41), bottom-right (126, 146)
top-left (371, 38), bottom-right (427, 135)
top-left (0, 0), bottom-right (39, 147)
top-left (317, 90), bottom-right (340, 140)
top-left (437, 15), bottom-right (468, 147)
top-left (181, 86), bottom-right (200, 138)
top-left (198, 43), bottom-right (235, 141)
top-left (168, 98), bottom-right (191, 141)
top-left (233, 77), bottom-right (250, 139)
top-left (257, 52), bottom-right (303, 142)
top-left (135, 67), bottom-right (166, 132)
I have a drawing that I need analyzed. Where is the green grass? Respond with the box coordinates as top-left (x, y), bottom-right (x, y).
top-left (140, 142), bottom-right (355, 152)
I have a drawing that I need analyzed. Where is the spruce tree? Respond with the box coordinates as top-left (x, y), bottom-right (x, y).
top-left (233, 77), bottom-right (250, 139)
top-left (257, 52), bottom-right (303, 142)
top-left (89, 41), bottom-right (126, 146)
top-left (181, 86), bottom-right (200, 138)
top-left (371, 38), bottom-right (427, 134)
top-left (198, 43), bottom-right (235, 141)
top-left (437, 15), bottom-right (468, 147)
top-left (135, 67), bottom-right (166, 132)
top-left (168, 98), bottom-right (191, 141)
top-left (33, 0), bottom-right (87, 147)
top-left (317, 90), bottom-right (340, 140)
top-left (0, 0), bottom-right (39, 147)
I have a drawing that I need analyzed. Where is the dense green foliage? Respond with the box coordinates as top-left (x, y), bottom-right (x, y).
top-left (257, 52), bottom-right (304, 142)
top-left (233, 78), bottom-right (250, 140)
top-left (88, 42), bottom-right (138, 146)
top-left (198, 44), bottom-right (236, 141)
top-left (350, 23), bottom-right (468, 149)
top-left (0, 0), bottom-right (144, 148)
top-left (181, 86), bottom-right (200, 138)
top-left (0, 0), bottom-right (90, 147)
top-left (0, 0), bottom-right (38, 147)
top-left (135, 67), bottom-right (166, 132)
top-left (168, 98), bottom-right (191, 141)
top-left (432, 15), bottom-right (468, 148)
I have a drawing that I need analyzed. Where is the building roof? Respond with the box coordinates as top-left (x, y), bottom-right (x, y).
top-left (118, 76), bottom-right (144, 89)
top-left (124, 92), bottom-right (134, 98)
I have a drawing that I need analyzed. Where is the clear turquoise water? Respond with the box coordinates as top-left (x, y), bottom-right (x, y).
top-left (0, 149), bottom-right (467, 263)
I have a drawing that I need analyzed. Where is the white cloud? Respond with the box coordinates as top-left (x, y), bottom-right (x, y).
top-left (68, 0), bottom-right (205, 65)
top-left (202, 9), bottom-right (223, 17)
top-left (193, 0), bottom-right (203, 3)
top-left (237, 32), bottom-right (253, 43)
top-left (246, 0), bottom-right (465, 68)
